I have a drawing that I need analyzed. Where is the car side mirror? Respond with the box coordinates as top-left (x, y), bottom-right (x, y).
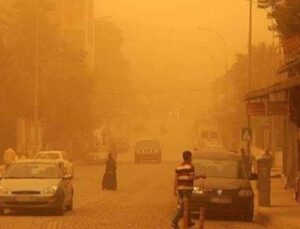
top-left (249, 173), bottom-right (258, 180)
top-left (63, 174), bottom-right (73, 180)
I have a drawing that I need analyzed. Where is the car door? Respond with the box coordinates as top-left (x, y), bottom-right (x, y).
top-left (62, 151), bottom-right (73, 176)
top-left (59, 164), bottom-right (73, 205)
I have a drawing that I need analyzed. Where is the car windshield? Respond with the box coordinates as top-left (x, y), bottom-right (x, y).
top-left (194, 159), bottom-right (246, 179)
top-left (4, 163), bottom-right (60, 179)
top-left (201, 131), bottom-right (209, 139)
top-left (136, 140), bottom-right (159, 148)
top-left (210, 131), bottom-right (218, 139)
top-left (36, 153), bottom-right (60, 160)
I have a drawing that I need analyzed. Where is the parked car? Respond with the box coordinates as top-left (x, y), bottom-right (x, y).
top-left (0, 159), bottom-right (73, 215)
top-left (110, 138), bottom-right (130, 153)
top-left (134, 139), bottom-right (162, 163)
top-left (85, 151), bottom-right (108, 165)
top-left (35, 151), bottom-right (74, 177)
top-left (190, 151), bottom-right (257, 221)
top-left (201, 140), bottom-right (225, 150)
top-left (85, 145), bottom-right (109, 165)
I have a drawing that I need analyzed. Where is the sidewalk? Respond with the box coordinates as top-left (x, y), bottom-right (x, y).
top-left (254, 178), bottom-right (300, 229)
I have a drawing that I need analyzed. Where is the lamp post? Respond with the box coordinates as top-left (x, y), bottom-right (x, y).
top-left (33, 0), bottom-right (40, 157)
top-left (197, 27), bottom-right (228, 74)
top-left (247, 0), bottom-right (253, 156)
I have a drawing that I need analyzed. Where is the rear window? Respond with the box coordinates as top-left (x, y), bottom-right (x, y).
top-left (36, 153), bottom-right (60, 160)
top-left (201, 131), bottom-right (209, 139)
top-left (136, 140), bottom-right (159, 148)
top-left (194, 159), bottom-right (246, 179)
top-left (210, 131), bottom-right (218, 139)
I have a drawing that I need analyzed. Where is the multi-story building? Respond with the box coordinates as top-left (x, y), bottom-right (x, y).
top-left (50, 0), bottom-right (95, 67)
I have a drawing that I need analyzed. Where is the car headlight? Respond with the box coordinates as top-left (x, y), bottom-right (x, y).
top-left (41, 186), bottom-right (58, 195)
top-left (0, 186), bottom-right (10, 195)
top-left (193, 187), bottom-right (204, 194)
top-left (238, 190), bottom-right (253, 197)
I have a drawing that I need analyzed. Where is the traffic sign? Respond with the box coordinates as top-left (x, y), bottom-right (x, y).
top-left (241, 128), bottom-right (252, 141)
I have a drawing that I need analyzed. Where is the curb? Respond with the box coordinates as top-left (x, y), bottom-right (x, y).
top-left (256, 208), bottom-right (300, 229)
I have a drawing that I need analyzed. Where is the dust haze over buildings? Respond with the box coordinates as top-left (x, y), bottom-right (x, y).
top-left (96, 0), bottom-right (273, 84)
top-left (94, 0), bottom-right (274, 155)
top-left (0, 0), bottom-right (275, 158)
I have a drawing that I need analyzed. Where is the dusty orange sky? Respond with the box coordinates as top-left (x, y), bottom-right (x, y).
top-left (96, 0), bottom-right (274, 85)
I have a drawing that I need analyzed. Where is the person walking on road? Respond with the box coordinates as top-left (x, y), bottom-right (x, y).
top-left (171, 150), bottom-right (206, 229)
top-left (102, 153), bottom-right (117, 190)
top-left (3, 148), bottom-right (16, 170)
top-left (261, 149), bottom-right (273, 168)
top-left (240, 148), bottom-right (255, 176)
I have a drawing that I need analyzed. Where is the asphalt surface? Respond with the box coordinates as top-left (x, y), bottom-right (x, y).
top-left (0, 162), bottom-right (267, 229)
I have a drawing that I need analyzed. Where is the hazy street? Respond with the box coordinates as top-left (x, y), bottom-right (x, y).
top-left (0, 160), bottom-right (266, 229)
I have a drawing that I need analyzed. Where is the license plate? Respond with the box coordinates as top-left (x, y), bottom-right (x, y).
top-left (15, 196), bottom-right (33, 202)
top-left (210, 197), bottom-right (232, 204)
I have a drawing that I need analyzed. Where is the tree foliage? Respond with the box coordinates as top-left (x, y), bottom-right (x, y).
top-left (258, 0), bottom-right (300, 37)
top-left (93, 19), bottom-right (133, 123)
top-left (0, 0), bottom-right (93, 152)
top-left (211, 43), bottom-right (278, 147)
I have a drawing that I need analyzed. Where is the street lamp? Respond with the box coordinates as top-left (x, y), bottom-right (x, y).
top-left (197, 27), bottom-right (228, 74)
top-left (33, 1), bottom-right (40, 157)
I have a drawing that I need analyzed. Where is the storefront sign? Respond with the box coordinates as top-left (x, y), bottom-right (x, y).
top-left (267, 102), bottom-right (289, 115)
top-left (246, 102), bottom-right (266, 116)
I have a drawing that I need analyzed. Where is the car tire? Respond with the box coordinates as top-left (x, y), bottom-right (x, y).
top-left (54, 197), bottom-right (65, 216)
top-left (157, 154), bottom-right (162, 163)
top-left (243, 203), bottom-right (254, 222)
top-left (66, 197), bottom-right (73, 211)
top-left (134, 154), bottom-right (140, 164)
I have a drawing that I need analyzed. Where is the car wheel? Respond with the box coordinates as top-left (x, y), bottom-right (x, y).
top-left (157, 154), bottom-right (162, 163)
top-left (243, 203), bottom-right (254, 221)
top-left (54, 197), bottom-right (65, 216)
top-left (134, 155), bottom-right (140, 164)
top-left (66, 197), bottom-right (73, 211)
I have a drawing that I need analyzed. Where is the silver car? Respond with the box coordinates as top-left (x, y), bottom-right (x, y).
top-left (0, 159), bottom-right (73, 215)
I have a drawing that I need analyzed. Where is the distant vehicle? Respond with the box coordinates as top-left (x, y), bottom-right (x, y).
top-left (134, 139), bottom-right (162, 163)
top-left (0, 159), bottom-right (73, 215)
top-left (201, 140), bottom-right (225, 150)
top-left (85, 151), bottom-right (108, 165)
top-left (110, 138), bottom-right (130, 153)
top-left (197, 128), bottom-right (223, 148)
top-left (35, 151), bottom-right (73, 176)
top-left (85, 145), bottom-right (108, 165)
top-left (191, 151), bottom-right (257, 221)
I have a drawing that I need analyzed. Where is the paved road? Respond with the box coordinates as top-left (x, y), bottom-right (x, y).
top-left (0, 162), bottom-right (266, 229)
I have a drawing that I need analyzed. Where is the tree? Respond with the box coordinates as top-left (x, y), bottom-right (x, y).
top-left (0, 0), bottom-right (93, 153)
top-left (93, 19), bottom-right (133, 126)
top-left (211, 43), bottom-right (278, 147)
top-left (258, 0), bottom-right (300, 37)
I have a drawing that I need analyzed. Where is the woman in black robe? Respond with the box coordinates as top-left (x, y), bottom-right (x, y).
top-left (102, 153), bottom-right (117, 190)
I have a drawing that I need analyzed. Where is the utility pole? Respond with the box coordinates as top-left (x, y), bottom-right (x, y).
top-left (248, 0), bottom-right (253, 91)
top-left (247, 0), bottom-right (253, 156)
top-left (60, 0), bottom-right (64, 39)
top-left (33, 0), bottom-right (40, 157)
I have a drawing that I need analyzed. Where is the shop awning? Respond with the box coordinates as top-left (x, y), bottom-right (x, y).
top-left (277, 56), bottom-right (300, 75)
top-left (244, 76), bottom-right (300, 101)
